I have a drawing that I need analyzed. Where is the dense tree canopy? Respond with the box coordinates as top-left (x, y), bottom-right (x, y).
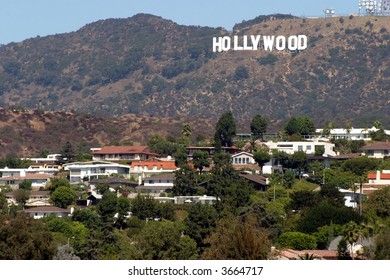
top-left (250, 114), bottom-right (268, 137)
top-left (0, 213), bottom-right (56, 260)
top-left (213, 111), bottom-right (236, 148)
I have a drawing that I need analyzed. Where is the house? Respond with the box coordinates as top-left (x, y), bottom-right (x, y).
top-left (5, 190), bottom-right (51, 207)
top-left (231, 152), bottom-right (256, 165)
top-left (136, 173), bottom-right (175, 193)
top-left (360, 142), bottom-right (390, 159)
top-left (89, 177), bottom-right (138, 188)
top-left (21, 154), bottom-right (61, 168)
top-left (186, 146), bottom-right (241, 158)
top-left (0, 173), bottom-right (53, 190)
top-left (274, 249), bottom-right (339, 260)
top-left (86, 192), bottom-right (103, 206)
top-left (314, 127), bottom-right (390, 141)
top-left (264, 140), bottom-right (336, 157)
top-left (24, 206), bottom-right (71, 219)
top-left (359, 170), bottom-right (390, 195)
top-left (0, 166), bottom-right (58, 177)
top-left (92, 146), bottom-right (159, 162)
top-left (64, 161), bottom-right (131, 182)
top-left (130, 160), bottom-right (177, 180)
top-left (239, 173), bottom-right (269, 191)
top-left (338, 188), bottom-right (365, 208)
top-left (173, 195), bottom-right (217, 205)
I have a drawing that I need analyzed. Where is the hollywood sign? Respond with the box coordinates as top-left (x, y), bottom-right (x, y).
top-left (212, 35), bottom-right (308, 52)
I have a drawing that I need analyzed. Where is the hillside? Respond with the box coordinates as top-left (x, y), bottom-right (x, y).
top-left (0, 107), bottom-right (213, 157)
top-left (0, 13), bottom-right (389, 128)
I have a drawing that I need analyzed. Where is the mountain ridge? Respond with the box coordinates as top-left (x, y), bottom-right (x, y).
top-left (0, 13), bottom-right (389, 128)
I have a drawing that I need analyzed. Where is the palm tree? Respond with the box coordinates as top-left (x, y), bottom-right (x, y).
top-left (298, 252), bottom-right (317, 260)
top-left (343, 221), bottom-right (362, 260)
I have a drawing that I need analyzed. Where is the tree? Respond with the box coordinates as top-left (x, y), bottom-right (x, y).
top-left (374, 227), bottom-right (390, 259)
top-left (207, 153), bottom-right (253, 214)
top-left (115, 196), bottom-right (131, 229)
top-left (192, 150), bottom-right (210, 174)
top-left (184, 203), bottom-right (218, 251)
top-left (14, 189), bottom-right (30, 208)
top-left (97, 191), bottom-right (118, 223)
top-left (342, 221), bottom-right (362, 260)
top-left (50, 186), bottom-right (77, 209)
top-left (284, 116), bottom-right (315, 137)
top-left (18, 179), bottom-right (32, 190)
top-left (203, 214), bottom-right (271, 260)
top-left (181, 123), bottom-right (192, 138)
top-left (172, 165), bottom-right (198, 196)
top-left (233, 65), bottom-right (249, 80)
top-left (253, 148), bottom-right (271, 175)
top-left (130, 194), bottom-right (158, 220)
top-left (342, 157), bottom-right (380, 176)
top-left (173, 146), bottom-right (188, 167)
top-left (319, 185), bottom-right (346, 207)
top-left (290, 151), bottom-right (308, 178)
top-left (213, 111), bottom-right (236, 149)
top-left (365, 186), bottom-right (390, 219)
top-left (53, 244), bottom-right (81, 260)
top-left (147, 135), bottom-right (177, 156)
top-left (314, 145), bottom-right (325, 156)
top-left (298, 200), bottom-right (362, 234)
top-left (278, 232), bottom-right (317, 250)
top-left (289, 190), bottom-right (318, 211)
top-left (250, 115), bottom-right (267, 138)
top-left (136, 220), bottom-right (198, 260)
top-left (0, 213), bottom-right (56, 259)
top-left (57, 141), bottom-right (75, 164)
top-left (47, 177), bottom-right (70, 192)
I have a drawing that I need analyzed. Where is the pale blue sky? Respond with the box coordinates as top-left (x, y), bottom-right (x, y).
top-left (0, 0), bottom-right (360, 45)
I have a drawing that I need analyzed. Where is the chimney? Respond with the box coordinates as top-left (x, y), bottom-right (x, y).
top-left (377, 170), bottom-right (381, 181)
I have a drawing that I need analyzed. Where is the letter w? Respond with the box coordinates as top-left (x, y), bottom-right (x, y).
top-left (263, 36), bottom-right (275, 51)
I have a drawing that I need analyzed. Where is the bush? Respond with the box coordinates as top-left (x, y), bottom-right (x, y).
top-left (258, 54), bottom-right (278, 65)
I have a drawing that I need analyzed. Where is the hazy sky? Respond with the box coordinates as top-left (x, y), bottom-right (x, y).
top-left (0, 0), bottom-right (360, 45)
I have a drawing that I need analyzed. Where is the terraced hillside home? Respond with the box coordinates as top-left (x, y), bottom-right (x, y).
top-left (64, 161), bottom-right (131, 182)
top-left (360, 142), bottom-right (390, 159)
top-left (92, 146), bottom-right (159, 162)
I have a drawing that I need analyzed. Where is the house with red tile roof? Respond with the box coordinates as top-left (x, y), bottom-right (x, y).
top-left (360, 170), bottom-right (390, 195)
top-left (92, 146), bottom-right (159, 162)
top-left (130, 160), bottom-right (177, 180)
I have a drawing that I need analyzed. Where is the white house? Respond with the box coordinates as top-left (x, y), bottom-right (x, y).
top-left (0, 167), bottom-right (58, 177)
top-left (136, 173), bottom-right (175, 193)
top-left (64, 161), bottom-right (130, 182)
top-left (21, 154), bottom-right (61, 168)
top-left (24, 206), bottom-right (71, 219)
top-left (5, 190), bottom-right (51, 207)
top-left (231, 152), bottom-right (256, 165)
top-left (264, 140), bottom-right (336, 157)
top-left (314, 127), bottom-right (390, 141)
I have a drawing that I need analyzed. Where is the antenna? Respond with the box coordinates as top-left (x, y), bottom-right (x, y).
top-left (379, 0), bottom-right (390, 15)
top-left (358, 0), bottom-right (379, 15)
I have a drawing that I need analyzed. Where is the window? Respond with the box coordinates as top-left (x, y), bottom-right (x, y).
top-left (306, 145), bottom-right (311, 150)
top-left (298, 145), bottom-right (303, 151)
